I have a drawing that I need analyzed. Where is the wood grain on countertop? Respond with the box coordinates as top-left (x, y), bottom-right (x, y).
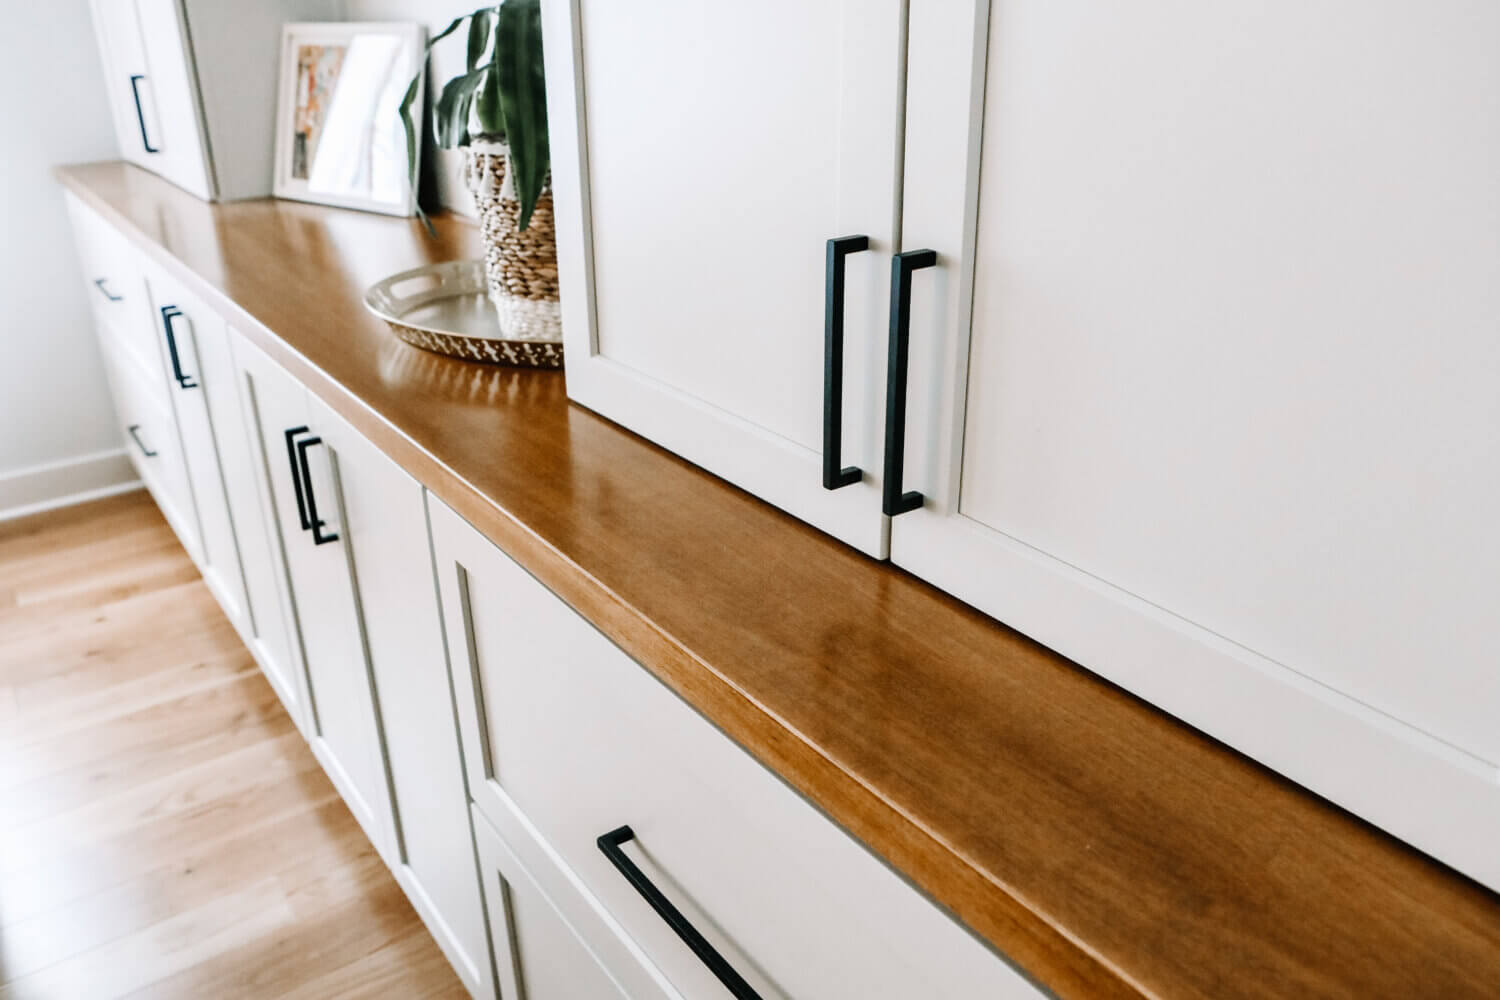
top-left (57, 162), bottom-right (1500, 1000)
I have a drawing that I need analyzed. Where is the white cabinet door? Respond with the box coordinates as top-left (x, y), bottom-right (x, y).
top-left (311, 397), bottom-right (495, 1000)
top-left (90, 0), bottom-right (156, 170)
top-left (142, 264), bottom-right (248, 629)
top-left (472, 807), bottom-right (662, 1000)
top-left (547, 0), bottom-right (905, 556)
top-left (895, 0), bottom-right (1500, 890)
top-left (211, 322), bottom-right (309, 733)
top-left (231, 336), bottom-right (394, 860)
top-left (90, 0), bottom-right (213, 198)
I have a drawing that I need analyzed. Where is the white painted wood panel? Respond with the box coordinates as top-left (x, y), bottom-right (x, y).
top-left (89, 0), bottom-right (155, 170)
top-left (131, 0), bottom-right (213, 199)
top-left (896, 0), bottom-right (1500, 890)
top-left (230, 337), bottom-right (394, 861)
top-left (98, 336), bottom-right (197, 557)
top-left (207, 322), bottom-right (309, 734)
top-left (430, 497), bottom-right (1043, 1000)
top-left (549, 0), bottom-right (905, 556)
top-left (142, 263), bottom-right (249, 629)
top-left (64, 193), bottom-right (163, 389)
top-left (312, 398), bottom-right (495, 1000)
top-left (472, 807), bottom-right (642, 1000)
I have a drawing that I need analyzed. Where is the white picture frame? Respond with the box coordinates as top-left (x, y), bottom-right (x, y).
top-left (273, 21), bottom-right (425, 217)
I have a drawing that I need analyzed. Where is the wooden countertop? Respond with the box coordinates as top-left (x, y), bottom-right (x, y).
top-left (57, 162), bottom-right (1500, 999)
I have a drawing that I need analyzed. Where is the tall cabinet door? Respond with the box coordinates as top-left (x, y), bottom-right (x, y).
top-left (212, 321), bottom-right (309, 732)
top-left (143, 263), bottom-right (248, 629)
top-left (89, 0), bottom-right (214, 199)
top-left (547, 0), bottom-right (906, 556)
top-left (311, 396), bottom-right (496, 1000)
top-left (231, 336), bottom-right (395, 860)
top-left (89, 0), bottom-right (156, 170)
top-left (894, 0), bottom-right (1500, 889)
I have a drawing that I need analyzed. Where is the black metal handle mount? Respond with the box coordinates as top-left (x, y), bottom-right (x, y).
top-left (283, 426), bottom-right (313, 531)
top-left (295, 435), bottom-right (339, 545)
top-left (597, 825), bottom-right (763, 1000)
top-left (159, 306), bottom-right (198, 389)
top-left (93, 278), bottom-right (123, 302)
top-left (823, 235), bottom-right (869, 491)
top-left (126, 424), bottom-right (157, 458)
top-left (882, 249), bottom-right (937, 517)
top-left (128, 74), bottom-right (159, 153)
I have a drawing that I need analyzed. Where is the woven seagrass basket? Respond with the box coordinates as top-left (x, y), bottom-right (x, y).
top-left (462, 138), bottom-right (562, 345)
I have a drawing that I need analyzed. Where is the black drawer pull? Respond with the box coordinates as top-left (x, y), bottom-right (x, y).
top-left (126, 424), bottom-right (157, 458)
top-left (881, 249), bottom-right (937, 516)
top-left (823, 235), bottom-right (869, 490)
top-left (597, 825), bottom-right (763, 1000)
top-left (93, 278), bottom-right (123, 302)
top-left (128, 74), bottom-right (159, 153)
top-left (283, 426), bottom-right (313, 530)
top-left (295, 435), bottom-right (339, 545)
top-left (159, 306), bottom-right (198, 389)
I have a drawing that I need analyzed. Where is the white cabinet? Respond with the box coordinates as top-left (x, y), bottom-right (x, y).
top-left (141, 261), bottom-right (250, 630)
top-left (548, 0), bottom-right (906, 556)
top-left (547, 0), bottom-right (1500, 891)
top-left (230, 335), bottom-right (493, 998)
top-left (230, 336), bottom-right (396, 859)
top-left (472, 808), bottom-right (658, 1000)
top-left (430, 496), bottom-right (1040, 1000)
top-left (310, 397), bottom-right (495, 1000)
top-left (889, 0), bottom-right (1500, 889)
top-left (89, 0), bottom-right (338, 200)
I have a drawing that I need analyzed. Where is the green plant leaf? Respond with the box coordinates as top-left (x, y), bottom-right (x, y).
top-left (466, 9), bottom-right (492, 71)
top-left (401, 14), bottom-right (470, 233)
top-left (494, 0), bottom-right (549, 229)
top-left (432, 67), bottom-right (488, 148)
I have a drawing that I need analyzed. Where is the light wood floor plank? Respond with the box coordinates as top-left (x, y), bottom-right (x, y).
top-left (0, 492), bottom-right (466, 997)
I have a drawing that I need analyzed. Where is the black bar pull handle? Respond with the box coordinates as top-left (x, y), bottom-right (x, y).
top-left (882, 249), bottom-right (937, 517)
top-left (597, 826), bottom-right (763, 1000)
top-left (93, 278), bottom-right (123, 302)
top-left (159, 306), bottom-right (198, 389)
top-left (128, 74), bottom-right (159, 154)
top-left (823, 235), bottom-right (869, 490)
top-left (283, 426), bottom-right (313, 531)
top-left (126, 424), bottom-right (157, 457)
top-left (295, 435), bottom-right (340, 545)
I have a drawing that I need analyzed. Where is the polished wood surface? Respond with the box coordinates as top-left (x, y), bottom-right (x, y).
top-left (57, 162), bottom-right (1500, 999)
top-left (0, 491), bottom-right (466, 999)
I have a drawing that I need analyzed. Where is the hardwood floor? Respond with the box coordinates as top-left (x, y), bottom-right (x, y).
top-left (0, 490), bottom-right (468, 999)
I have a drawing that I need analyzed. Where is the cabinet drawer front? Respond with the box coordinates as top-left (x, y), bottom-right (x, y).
top-left (65, 194), bottom-right (165, 385)
top-left (100, 338), bottom-right (198, 558)
top-left (431, 498), bottom-right (1039, 1000)
top-left (472, 805), bottom-right (664, 1000)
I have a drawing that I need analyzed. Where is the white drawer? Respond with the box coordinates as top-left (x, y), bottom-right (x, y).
top-left (100, 337), bottom-right (199, 560)
top-left (65, 192), bottom-right (166, 386)
top-left (431, 498), bottom-right (1042, 1000)
top-left (473, 804), bottom-right (672, 1000)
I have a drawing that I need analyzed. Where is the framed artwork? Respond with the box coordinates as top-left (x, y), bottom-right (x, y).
top-left (273, 22), bottom-right (425, 216)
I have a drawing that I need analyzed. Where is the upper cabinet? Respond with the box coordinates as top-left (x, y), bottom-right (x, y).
top-left (548, 0), bottom-right (906, 556)
top-left (88, 0), bottom-right (338, 200)
top-left (546, 0), bottom-right (1500, 891)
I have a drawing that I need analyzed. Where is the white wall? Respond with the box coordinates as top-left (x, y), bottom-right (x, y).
top-left (345, 0), bottom-right (483, 217)
top-left (0, 0), bottom-right (135, 519)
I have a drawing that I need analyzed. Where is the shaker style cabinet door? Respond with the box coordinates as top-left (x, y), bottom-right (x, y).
top-left (893, 0), bottom-right (1500, 889)
top-left (309, 396), bottom-right (496, 1000)
top-left (230, 336), bottom-right (395, 861)
top-left (142, 262), bottom-right (250, 631)
top-left (89, 0), bottom-right (213, 199)
top-left (546, 0), bottom-right (906, 556)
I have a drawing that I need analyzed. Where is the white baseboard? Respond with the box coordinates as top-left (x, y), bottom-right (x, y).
top-left (0, 448), bottom-right (143, 523)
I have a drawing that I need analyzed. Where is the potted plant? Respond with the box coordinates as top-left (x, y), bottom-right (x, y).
top-left (400, 0), bottom-right (557, 344)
